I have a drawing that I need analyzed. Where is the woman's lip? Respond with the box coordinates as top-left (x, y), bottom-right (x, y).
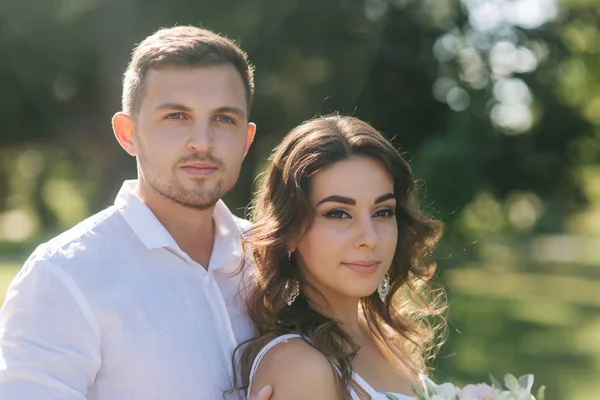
top-left (342, 262), bottom-right (380, 274)
top-left (344, 260), bottom-right (380, 266)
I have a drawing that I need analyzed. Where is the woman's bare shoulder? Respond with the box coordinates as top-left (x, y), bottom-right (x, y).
top-left (249, 337), bottom-right (343, 399)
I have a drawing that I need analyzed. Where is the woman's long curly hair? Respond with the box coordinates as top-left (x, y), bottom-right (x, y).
top-left (232, 115), bottom-right (447, 398)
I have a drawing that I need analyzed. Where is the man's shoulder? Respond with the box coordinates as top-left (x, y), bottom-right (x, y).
top-left (30, 205), bottom-right (125, 266)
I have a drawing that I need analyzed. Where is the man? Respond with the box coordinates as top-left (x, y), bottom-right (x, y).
top-left (0, 26), bottom-right (272, 400)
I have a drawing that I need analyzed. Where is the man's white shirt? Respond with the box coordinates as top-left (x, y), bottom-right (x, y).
top-left (0, 180), bottom-right (254, 399)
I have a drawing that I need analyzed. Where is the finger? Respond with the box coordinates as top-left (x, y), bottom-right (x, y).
top-left (249, 384), bottom-right (273, 400)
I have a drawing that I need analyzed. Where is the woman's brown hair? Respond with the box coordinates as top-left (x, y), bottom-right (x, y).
top-left (233, 115), bottom-right (447, 398)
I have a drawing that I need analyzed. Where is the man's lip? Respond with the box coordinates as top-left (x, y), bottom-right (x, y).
top-left (180, 163), bottom-right (218, 169)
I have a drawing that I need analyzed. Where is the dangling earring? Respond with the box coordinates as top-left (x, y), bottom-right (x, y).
top-left (282, 278), bottom-right (300, 306)
top-left (378, 273), bottom-right (390, 302)
top-left (282, 250), bottom-right (299, 306)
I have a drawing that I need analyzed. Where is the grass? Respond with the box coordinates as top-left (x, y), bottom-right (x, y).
top-left (445, 268), bottom-right (600, 307)
top-left (436, 236), bottom-right (600, 400)
top-left (0, 235), bottom-right (598, 400)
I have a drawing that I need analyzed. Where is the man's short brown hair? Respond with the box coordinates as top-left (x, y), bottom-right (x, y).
top-left (122, 25), bottom-right (255, 115)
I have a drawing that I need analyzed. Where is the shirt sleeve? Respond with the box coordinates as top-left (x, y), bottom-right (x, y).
top-left (0, 257), bottom-right (102, 399)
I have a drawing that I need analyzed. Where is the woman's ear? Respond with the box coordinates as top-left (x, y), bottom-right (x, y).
top-left (287, 239), bottom-right (299, 255)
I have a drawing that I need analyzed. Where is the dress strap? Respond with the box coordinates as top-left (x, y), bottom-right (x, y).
top-left (350, 372), bottom-right (382, 398)
top-left (247, 334), bottom-right (303, 396)
top-left (247, 333), bottom-right (363, 400)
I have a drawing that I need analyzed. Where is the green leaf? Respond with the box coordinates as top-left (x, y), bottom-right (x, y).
top-left (504, 374), bottom-right (519, 392)
top-left (425, 380), bottom-right (437, 395)
top-left (489, 374), bottom-right (503, 390)
top-left (386, 394), bottom-right (400, 400)
top-left (536, 385), bottom-right (546, 400)
top-left (410, 385), bottom-right (428, 400)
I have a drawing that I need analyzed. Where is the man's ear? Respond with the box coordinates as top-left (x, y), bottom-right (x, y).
top-left (243, 122), bottom-right (256, 158)
top-left (112, 112), bottom-right (138, 156)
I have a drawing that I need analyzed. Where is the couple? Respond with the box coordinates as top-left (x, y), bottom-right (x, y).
top-left (0, 25), bottom-right (445, 400)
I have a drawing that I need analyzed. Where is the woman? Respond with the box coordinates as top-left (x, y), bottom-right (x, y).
top-left (234, 115), bottom-right (446, 399)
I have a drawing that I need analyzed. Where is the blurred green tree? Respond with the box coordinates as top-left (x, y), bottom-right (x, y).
top-left (1, 1), bottom-right (599, 398)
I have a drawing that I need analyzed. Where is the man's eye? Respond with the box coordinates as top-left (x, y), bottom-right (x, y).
top-left (165, 113), bottom-right (186, 120)
top-left (216, 115), bottom-right (235, 124)
top-left (323, 210), bottom-right (351, 219)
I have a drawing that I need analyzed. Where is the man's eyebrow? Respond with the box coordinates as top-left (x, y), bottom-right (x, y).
top-left (152, 104), bottom-right (246, 118)
top-left (153, 102), bottom-right (193, 112)
top-left (214, 106), bottom-right (246, 118)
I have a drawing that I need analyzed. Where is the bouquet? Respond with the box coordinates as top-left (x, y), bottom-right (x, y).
top-left (387, 374), bottom-right (546, 400)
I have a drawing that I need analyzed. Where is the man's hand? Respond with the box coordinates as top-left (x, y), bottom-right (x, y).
top-left (248, 385), bottom-right (273, 400)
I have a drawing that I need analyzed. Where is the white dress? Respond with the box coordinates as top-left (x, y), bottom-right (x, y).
top-left (247, 333), bottom-right (434, 400)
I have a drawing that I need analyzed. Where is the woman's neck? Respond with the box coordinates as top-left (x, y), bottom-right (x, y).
top-left (305, 291), bottom-right (366, 339)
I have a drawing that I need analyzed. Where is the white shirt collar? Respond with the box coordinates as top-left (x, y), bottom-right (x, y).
top-left (114, 180), bottom-right (246, 272)
top-left (114, 180), bottom-right (178, 251)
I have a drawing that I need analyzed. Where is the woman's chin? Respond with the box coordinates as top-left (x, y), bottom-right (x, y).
top-left (337, 286), bottom-right (379, 301)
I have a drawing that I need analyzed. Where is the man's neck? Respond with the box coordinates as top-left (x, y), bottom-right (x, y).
top-left (136, 181), bottom-right (216, 268)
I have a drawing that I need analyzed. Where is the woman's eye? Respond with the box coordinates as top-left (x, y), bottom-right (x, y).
top-left (374, 208), bottom-right (394, 218)
top-left (323, 210), bottom-right (351, 219)
top-left (165, 112), bottom-right (186, 120)
top-left (216, 115), bottom-right (235, 124)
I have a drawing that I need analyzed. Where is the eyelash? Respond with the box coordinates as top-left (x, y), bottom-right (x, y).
top-left (165, 112), bottom-right (186, 120)
top-left (323, 208), bottom-right (395, 220)
top-left (163, 114), bottom-right (236, 124)
top-left (216, 115), bottom-right (236, 124)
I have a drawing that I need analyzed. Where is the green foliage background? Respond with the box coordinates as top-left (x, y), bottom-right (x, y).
top-left (1, 1), bottom-right (599, 398)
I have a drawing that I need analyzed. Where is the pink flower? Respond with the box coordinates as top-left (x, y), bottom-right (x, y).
top-left (458, 383), bottom-right (501, 400)
top-left (433, 382), bottom-right (460, 398)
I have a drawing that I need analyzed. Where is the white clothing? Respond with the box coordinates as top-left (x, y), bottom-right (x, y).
top-left (248, 333), bottom-right (433, 400)
top-left (0, 180), bottom-right (253, 400)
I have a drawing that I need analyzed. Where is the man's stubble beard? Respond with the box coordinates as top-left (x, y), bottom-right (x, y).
top-left (150, 176), bottom-right (224, 211)
top-left (137, 150), bottom-right (227, 211)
